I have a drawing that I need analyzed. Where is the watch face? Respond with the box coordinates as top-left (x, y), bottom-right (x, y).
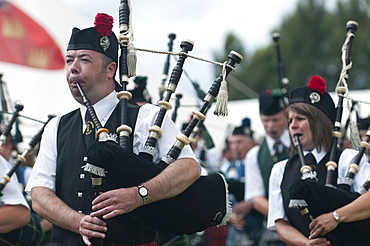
top-left (333, 212), bottom-right (340, 221)
top-left (139, 187), bottom-right (148, 196)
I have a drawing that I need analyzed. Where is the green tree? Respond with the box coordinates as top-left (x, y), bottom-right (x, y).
top-left (215, 0), bottom-right (370, 101)
top-left (212, 33), bottom-right (255, 100)
top-left (333, 0), bottom-right (370, 89)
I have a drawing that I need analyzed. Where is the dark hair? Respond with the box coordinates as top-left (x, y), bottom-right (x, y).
top-left (287, 102), bottom-right (333, 152)
top-left (100, 53), bottom-right (117, 83)
top-left (101, 53), bottom-right (115, 70)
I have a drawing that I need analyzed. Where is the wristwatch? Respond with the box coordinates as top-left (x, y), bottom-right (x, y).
top-left (137, 185), bottom-right (148, 205)
top-left (332, 211), bottom-right (340, 223)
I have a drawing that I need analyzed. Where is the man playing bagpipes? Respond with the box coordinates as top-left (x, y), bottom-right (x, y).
top-left (219, 119), bottom-right (265, 245)
top-left (245, 89), bottom-right (290, 246)
top-left (357, 117), bottom-right (370, 162)
top-left (25, 13), bottom-right (200, 246)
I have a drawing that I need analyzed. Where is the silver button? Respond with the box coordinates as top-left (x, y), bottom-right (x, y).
top-left (80, 174), bottom-right (85, 179)
top-left (77, 192), bottom-right (83, 197)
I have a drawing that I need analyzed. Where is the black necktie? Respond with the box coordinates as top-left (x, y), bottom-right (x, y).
top-left (84, 111), bottom-right (95, 147)
top-left (272, 140), bottom-right (281, 163)
top-left (304, 153), bottom-right (317, 168)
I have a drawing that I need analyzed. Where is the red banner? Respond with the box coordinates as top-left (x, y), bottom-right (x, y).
top-left (0, 1), bottom-right (64, 69)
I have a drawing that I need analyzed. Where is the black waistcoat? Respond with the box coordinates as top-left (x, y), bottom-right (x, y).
top-left (280, 151), bottom-right (336, 237)
top-left (53, 102), bottom-right (156, 245)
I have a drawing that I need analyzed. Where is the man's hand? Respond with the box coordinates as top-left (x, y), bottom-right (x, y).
top-left (232, 200), bottom-right (253, 219)
top-left (90, 187), bottom-right (141, 219)
top-left (305, 237), bottom-right (331, 246)
top-left (228, 200), bottom-right (253, 230)
top-left (79, 215), bottom-right (107, 246)
top-left (228, 211), bottom-right (246, 230)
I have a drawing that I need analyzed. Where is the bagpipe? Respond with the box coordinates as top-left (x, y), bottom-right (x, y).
top-left (272, 32), bottom-right (290, 98)
top-left (0, 110), bottom-right (54, 246)
top-left (79, 0), bottom-right (243, 236)
top-left (160, 34), bottom-right (214, 148)
top-left (0, 113), bottom-right (54, 194)
top-left (0, 102), bottom-right (24, 193)
top-left (0, 102), bottom-right (23, 152)
top-left (171, 92), bottom-right (182, 123)
top-left (159, 33), bottom-right (176, 102)
top-left (287, 21), bottom-right (370, 246)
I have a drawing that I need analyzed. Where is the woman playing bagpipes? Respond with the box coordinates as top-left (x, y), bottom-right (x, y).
top-left (267, 76), bottom-right (370, 246)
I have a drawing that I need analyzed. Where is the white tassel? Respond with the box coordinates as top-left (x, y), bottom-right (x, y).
top-left (349, 120), bottom-right (361, 150)
top-left (99, 133), bottom-right (118, 143)
top-left (127, 41), bottom-right (137, 77)
top-left (126, 0), bottom-right (136, 77)
top-left (302, 171), bottom-right (317, 180)
top-left (213, 62), bottom-right (228, 117)
top-left (81, 163), bottom-right (106, 177)
top-left (288, 199), bottom-right (308, 209)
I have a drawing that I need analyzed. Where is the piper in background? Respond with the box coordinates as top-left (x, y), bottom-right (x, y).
top-left (245, 89), bottom-right (290, 246)
top-left (220, 118), bottom-right (265, 246)
top-left (128, 75), bottom-right (152, 106)
top-left (358, 116), bottom-right (370, 162)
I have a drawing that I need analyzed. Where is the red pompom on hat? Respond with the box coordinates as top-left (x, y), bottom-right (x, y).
top-left (289, 75), bottom-right (335, 123)
top-left (307, 75), bottom-right (326, 94)
top-left (94, 13), bottom-right (114, 37)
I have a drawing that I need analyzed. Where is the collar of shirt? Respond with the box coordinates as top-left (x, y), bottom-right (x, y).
top-left (80, 90), bottom-right (119, 133)
top-left (303, 147), bottom-right (327, 164)
top-left (280, 129), bottom-right (291, 148)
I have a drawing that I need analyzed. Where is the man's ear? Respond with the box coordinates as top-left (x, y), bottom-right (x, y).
top-left (107, 62), bottom-right (117, 79)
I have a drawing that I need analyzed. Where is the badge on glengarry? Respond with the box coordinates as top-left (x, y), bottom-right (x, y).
top-left (100, 36), bottom-right (110, 51)
top-left (309, 92), bottom-right (321, 104)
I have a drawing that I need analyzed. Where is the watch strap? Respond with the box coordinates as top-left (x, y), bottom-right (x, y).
top-left (137, 185), bottom-right (148, 205)
top-left (332, 211), bottom-right (340, 223)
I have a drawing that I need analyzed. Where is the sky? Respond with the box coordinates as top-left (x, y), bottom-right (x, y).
top-left (1, 0), bottom-right (339, 148)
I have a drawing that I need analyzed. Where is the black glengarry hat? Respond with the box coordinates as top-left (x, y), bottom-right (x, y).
top-left (129, 76), bottom-right (152, 104)
top-left (289, 75), bottom-right (335, 123)
top-left (232, 117), bottom-right (254, 140)
top-left (259, 88), bottom-right (287, 115)
top-left (67, 13), bottom-right (118, 64)
top-left (359, 117), bottom-right (370, 131)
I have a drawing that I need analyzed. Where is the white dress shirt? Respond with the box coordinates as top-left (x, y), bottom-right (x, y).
top-left (0, 156), bottom-right (29, 209)
top-left (245, 129), bottom-right (290, 201)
